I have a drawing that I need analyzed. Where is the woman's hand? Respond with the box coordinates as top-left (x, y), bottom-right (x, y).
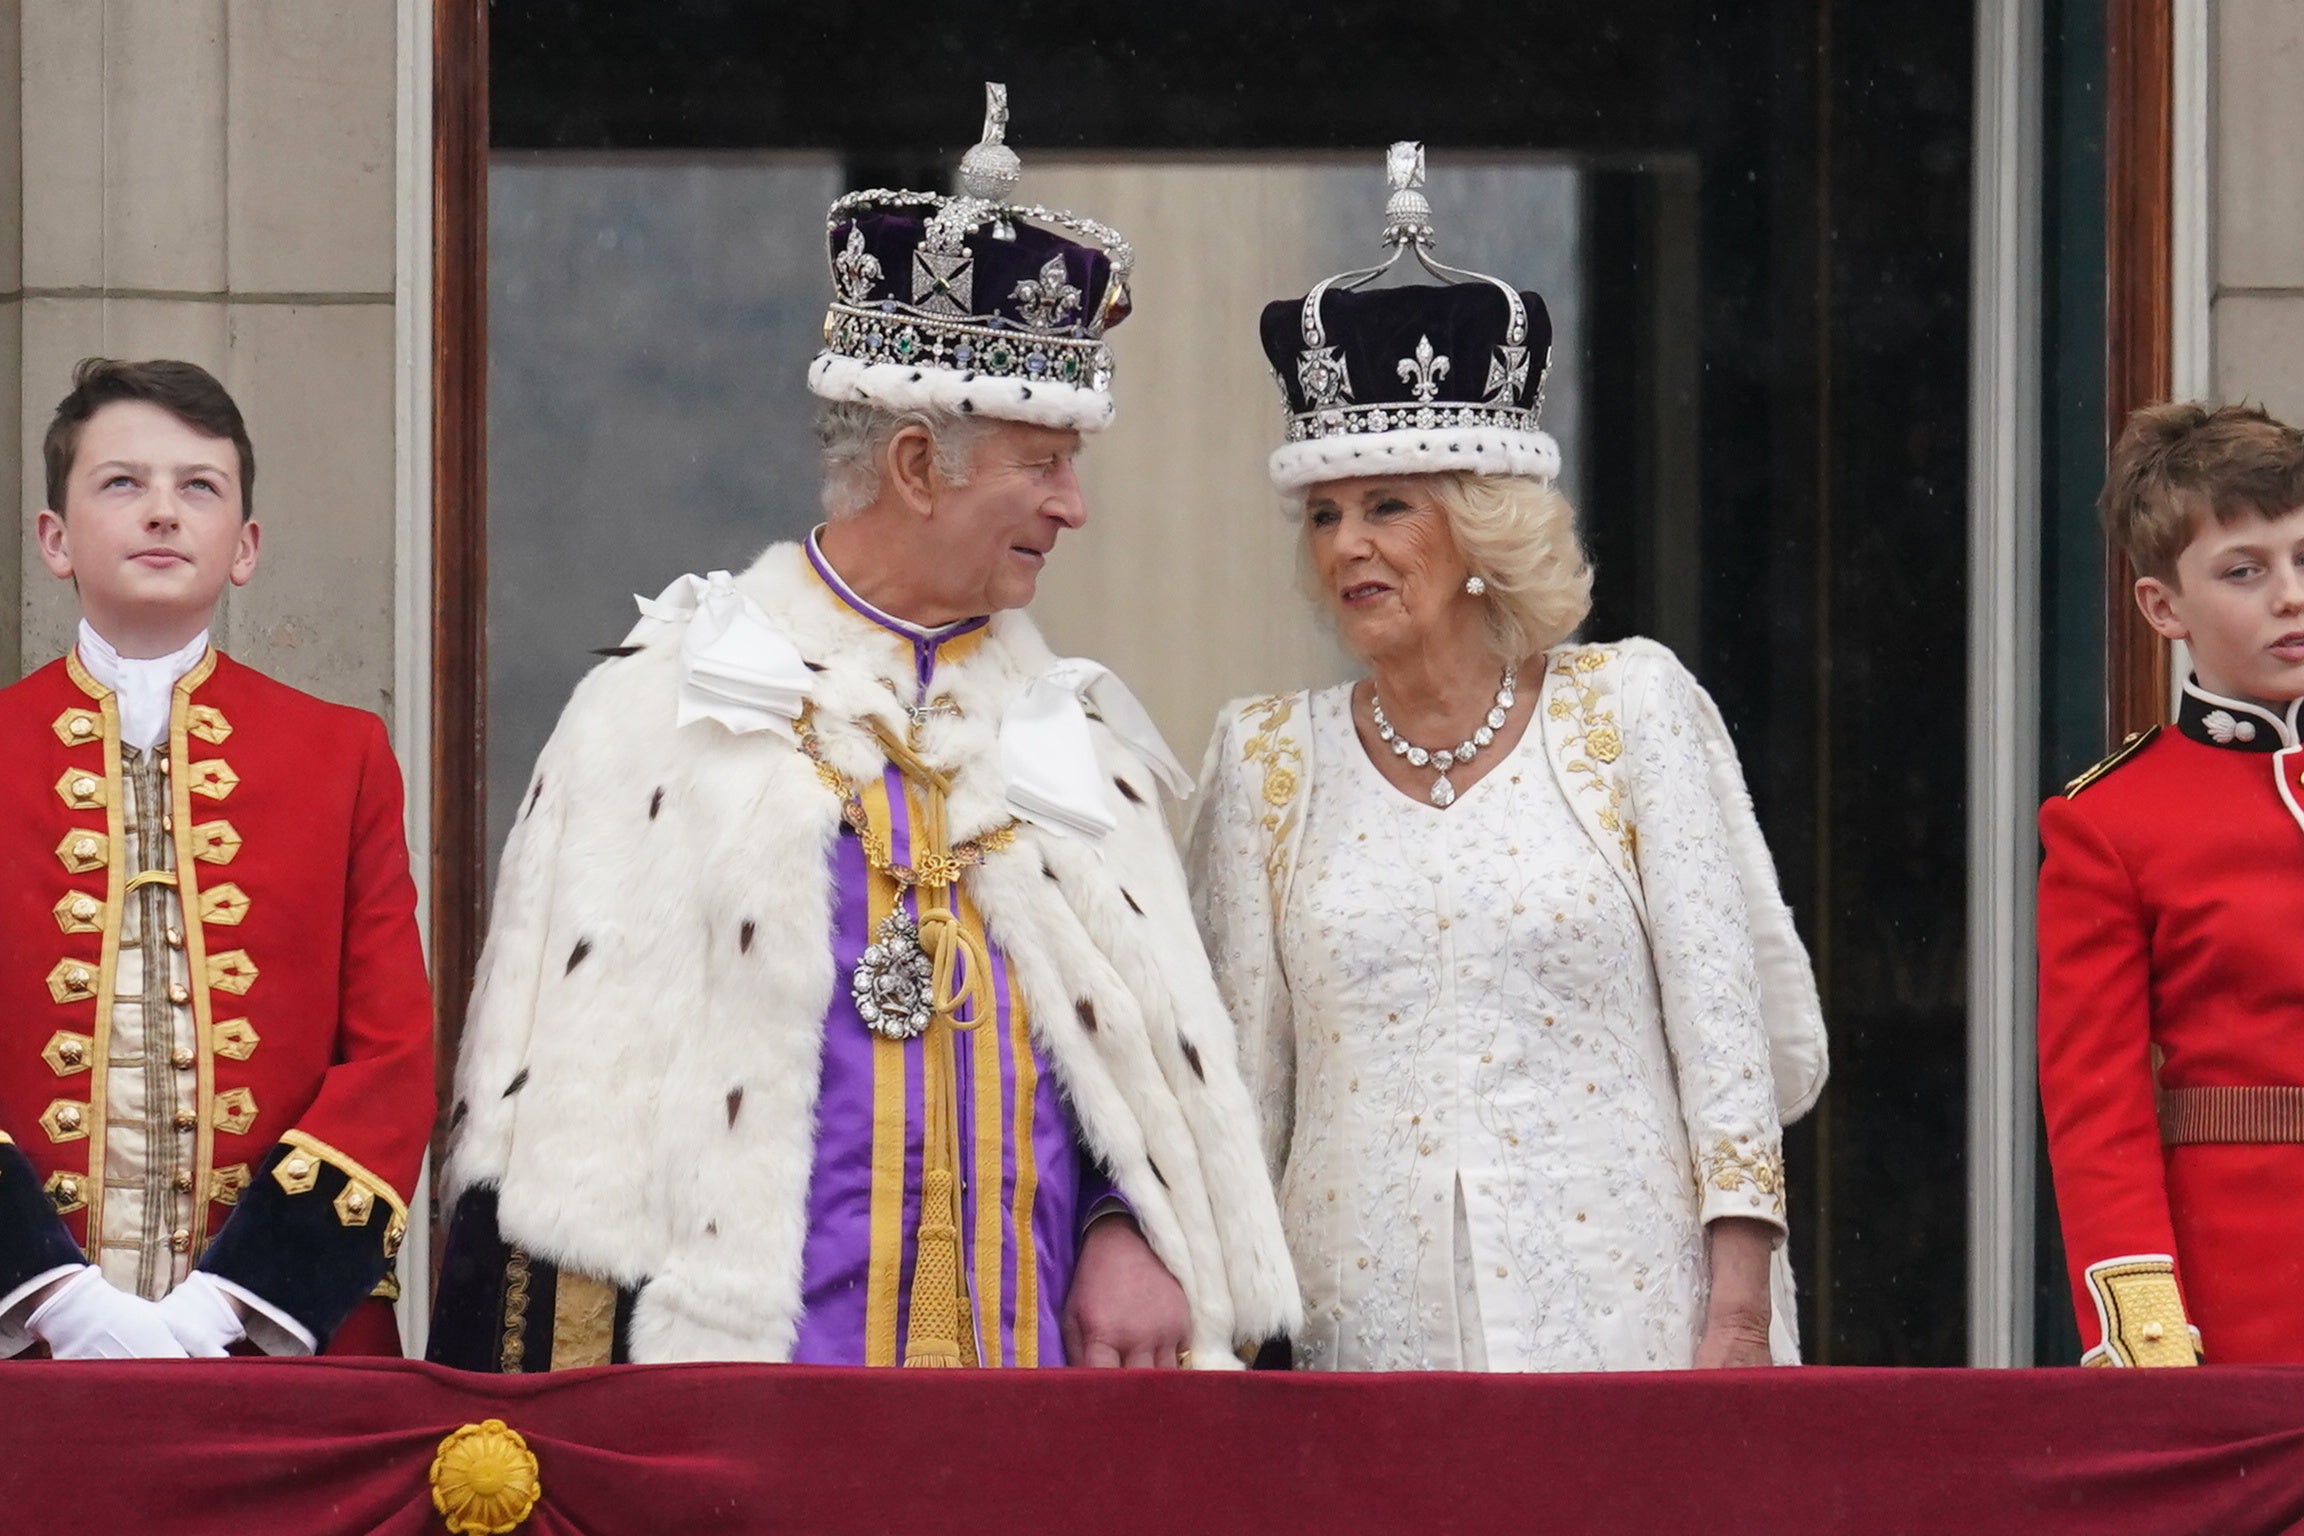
top-left (1694, 1216), bottom-right (1777, 1369)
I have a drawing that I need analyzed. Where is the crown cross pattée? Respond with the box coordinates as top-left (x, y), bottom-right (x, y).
top-left (1011, 255), bottom-right (1082, 329)
top-left (1398, 334), bottom-right (1451, 402)
top-left (834, 227), bottom-right (884, 303)
top-left (1484, 344), bottom-right (1529, 405)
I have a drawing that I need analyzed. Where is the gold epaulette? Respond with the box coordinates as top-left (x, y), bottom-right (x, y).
top-left (2064, 726), bottom-right (2160, 797)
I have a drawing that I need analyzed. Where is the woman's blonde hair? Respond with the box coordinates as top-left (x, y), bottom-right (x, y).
top-left (1301, 472), bottom-right (1592, 661)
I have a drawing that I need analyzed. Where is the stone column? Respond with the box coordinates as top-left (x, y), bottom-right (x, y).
top-left (2213, 0), bottom-right (2304, 416)
top-left (9, 0), bottom-right (403, 710)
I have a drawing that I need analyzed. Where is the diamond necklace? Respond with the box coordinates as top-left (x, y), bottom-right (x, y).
top-left (1370, 665), bottom-right (1517, 807)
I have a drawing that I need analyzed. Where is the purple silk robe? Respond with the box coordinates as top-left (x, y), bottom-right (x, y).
top-left (791, 535), bottom-right (1115, 1366)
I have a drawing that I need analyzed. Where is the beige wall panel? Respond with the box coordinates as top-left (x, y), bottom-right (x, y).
top-left (0, 2), bottom-right (23, 295)
top-left (19, 0), bottom-right (108, 288)
top-left (0, 300), bottom-right (21, 681)
top-left (1023, 163), bottom-right (1350, 786)
top-left (2216, 0), bottom-right (2304, 290)
top-left (226, 0), bottom-right (397, 294)
top-left (2213, 293), bottom-right (2304, 422)
top-left (219, 301), bottom-right (395, 710)
top-left (19, 295), bottom-right (232, 663)
top-left (104, 0), bottom-right (231, 293)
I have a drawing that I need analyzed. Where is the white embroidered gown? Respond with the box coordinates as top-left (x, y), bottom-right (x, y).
top-left (1189, 646), bottom-right (1788, 1372)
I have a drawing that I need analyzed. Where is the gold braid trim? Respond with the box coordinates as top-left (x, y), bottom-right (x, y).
top-left (2081, 1256), bottom-right (2200, 1367)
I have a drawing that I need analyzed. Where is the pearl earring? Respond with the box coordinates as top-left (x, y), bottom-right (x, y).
top-left (1464, 575), bottom-right (1487, 597)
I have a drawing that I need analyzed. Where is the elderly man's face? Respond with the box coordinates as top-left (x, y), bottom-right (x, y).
top-left (924, 421), bottom-right (1088, 615)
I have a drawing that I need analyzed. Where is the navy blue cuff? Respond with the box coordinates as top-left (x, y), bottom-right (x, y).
top-left (0, 1139), bottom-right (86, 1295)
top-left (197, 1140), bottom-right (399, 1347)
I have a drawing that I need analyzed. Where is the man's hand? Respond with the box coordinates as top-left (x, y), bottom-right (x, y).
top-left (25, 1266), bottom-right (190, 1359)
top-left (1061, 1216), bottom-right (1191, 1368)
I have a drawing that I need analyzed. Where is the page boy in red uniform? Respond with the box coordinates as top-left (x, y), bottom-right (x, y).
top-left (2039, 401), bottom-right (2304, 1365)
top-left (0, 359), bottom-right (433, 1358)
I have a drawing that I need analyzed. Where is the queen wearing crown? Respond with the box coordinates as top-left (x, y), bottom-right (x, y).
top-left (1186, 145), bottom-right (1827, 1372)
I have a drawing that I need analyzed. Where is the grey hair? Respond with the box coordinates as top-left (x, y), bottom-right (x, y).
top-left (814, 400), bottom-right (992, 520)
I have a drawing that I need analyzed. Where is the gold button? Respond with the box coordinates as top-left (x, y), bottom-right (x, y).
top-left (345, 1189), bottom-right (370, 1213)
top-left (69, 717), bottom-right (92, 738)
top-left (162, 814), bottom-right (174, 832)
top-left (171, 1047), bottom-right (194, 1070)
top-left (56, 1176), bottom-right (80, 1199)
top-left (284, 1158), bottom-right (310, 1179)
top-left (71, 837), bottom-right (97, 859)
top-left (70, 777), bottom-right (95, 797)
top-left (57, 1105), bottom-right (82, 1132)
top-left (2142, 1321), bottom-right (2166, 1343)
top-left (159, 754), bottom-right (173, 775)
top-left (66, 966), bottom-right (89, 987)
top-left (58, 1039), bottom-right (84, 1065)
top-left (165, 926), bottom-right (184, 949)
top-left (170, 1228), bottom-right (191, 1253)
top-left (1496, 1265), bottom-right (1508, 1278)
top-left (167, 982), bottom-right (190, 1005)
top-left (172, 1171), bottom-right (192, 1193)
top-left (174, 1108), bottom-right (197, 1131)
top-left (70, 895), bottom-right (97, 920)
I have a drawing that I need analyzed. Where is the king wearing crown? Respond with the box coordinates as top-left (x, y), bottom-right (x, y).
top-left (428, 86), bottom-right (1297, 1371)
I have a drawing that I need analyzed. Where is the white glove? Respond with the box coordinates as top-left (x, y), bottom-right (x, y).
top-left (24, 1266), bottom-right (190, 1359)
top-left (155, 1271), bottom-right (247, 1357)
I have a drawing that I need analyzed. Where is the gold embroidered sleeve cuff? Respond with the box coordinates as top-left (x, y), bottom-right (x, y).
top-left (194, 1129), bottom-right (409, 1346)
top-left (1696, 1135), bottom-right (1789, 1226)
top-left (2080, 1255), bottom-right (2201, 1367)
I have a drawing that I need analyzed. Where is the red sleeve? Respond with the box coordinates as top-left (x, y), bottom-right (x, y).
top-left (298, 715), bottom-right (437, 1200)
top-left (197, 717), bottom-right (436, 1345)
top-left (2036, 793), bottom-right (2188, 1361)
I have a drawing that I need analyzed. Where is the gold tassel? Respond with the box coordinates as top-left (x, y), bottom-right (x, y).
top-left (903, 1167), bottom-right (969, 1368)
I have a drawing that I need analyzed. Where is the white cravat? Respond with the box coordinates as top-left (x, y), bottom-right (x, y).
top-left (77, 620), bottom-right (211, 752)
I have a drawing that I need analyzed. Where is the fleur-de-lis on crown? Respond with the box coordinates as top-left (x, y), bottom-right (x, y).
top-left (1398, 334), bottom-right (1451, 402)
top-left (1011, 254), bottom-right (1082, 330)
top-left (834, 226), bottom-right (883, 302)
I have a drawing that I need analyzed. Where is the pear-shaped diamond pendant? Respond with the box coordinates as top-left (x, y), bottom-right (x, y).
top-left (1371, 663), bottom-right (1516, 810)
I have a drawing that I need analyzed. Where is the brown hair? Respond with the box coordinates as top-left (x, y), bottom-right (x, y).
top-left (43, 358), bottom-right (256, 520)
top-left (2099, 400), bottom-right (2304, 584)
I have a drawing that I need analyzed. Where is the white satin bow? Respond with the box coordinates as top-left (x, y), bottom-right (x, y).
top-left (624, 571), bottom-right (814, 740)
top-left (1002, 659), bottom-right (1191, 840)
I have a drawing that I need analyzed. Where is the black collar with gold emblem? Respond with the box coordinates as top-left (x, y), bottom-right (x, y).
top-left (2177, 679), bottom-right (2303, 754)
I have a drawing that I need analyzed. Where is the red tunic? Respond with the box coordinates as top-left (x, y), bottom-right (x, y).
top-left (2038, 682), bottom-right (2304, 1365)
top-left (0, 649), bottom-right (434, 1354)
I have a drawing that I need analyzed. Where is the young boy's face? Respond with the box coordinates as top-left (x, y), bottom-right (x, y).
top-left (2138, 503), bottom-right (2304, 706)
top-left (36, 399), bottom-right (260, 650)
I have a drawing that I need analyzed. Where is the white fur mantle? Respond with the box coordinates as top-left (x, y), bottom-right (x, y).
top-left (445, 541), bottom-right (1298, 1365)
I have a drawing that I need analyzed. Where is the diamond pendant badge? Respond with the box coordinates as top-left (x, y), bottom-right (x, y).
top-left (853, 911), bottom-right (935, 1039)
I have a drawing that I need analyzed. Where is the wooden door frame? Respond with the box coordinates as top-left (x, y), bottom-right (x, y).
top-left (431, 0), bottom-right (488, 1151)
top-left (2104, 0), bottom-right (2174, 743)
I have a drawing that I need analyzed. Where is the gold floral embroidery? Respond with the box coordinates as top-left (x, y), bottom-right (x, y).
top-left (1697, 1137), bottom-right (1787, 1217)
top-left (1239, 694), bottom-right (1305, 915)
top-left (1547, 650), bottom-right (1638, 868)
